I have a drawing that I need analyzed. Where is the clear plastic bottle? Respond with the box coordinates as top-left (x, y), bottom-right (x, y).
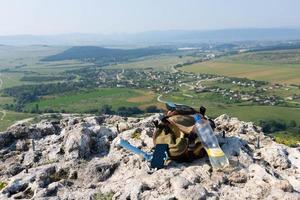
top-left (194, 114), bottom-right (229, 170)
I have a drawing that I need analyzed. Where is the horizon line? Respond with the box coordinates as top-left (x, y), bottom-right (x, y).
top-left (1, 27), bottom-right (300, 37)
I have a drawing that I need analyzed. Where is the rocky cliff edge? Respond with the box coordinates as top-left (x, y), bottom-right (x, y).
top-left (0, 114), bottom-right (299, 200)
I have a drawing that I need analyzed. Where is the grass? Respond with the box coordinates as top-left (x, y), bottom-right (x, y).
top-left (131, 129), bottom-right (142, 139)
top-left (181, 50), bottom-right (300, 85)
top-left (224, 49), bottom-right (300, 65)
top-left (211, 105), bottom-right (300, 125)
top-left (25, 61), bottom-right (92, 74)
top-left (0, 96), bottom-right (14, 106)
top-left (0, 46), bottom-right (299, 147)
top-left (0, 71), bottom-right (73, 92)
top-left (163, 92), bottom-right (235, 108)
top-left (0, 111), bottom-right (35, 132)
top-left (0, 45), bottom-right (66, 69)
top-left (200, 79), bottom-right (300, 106)
top-left (272, 131), bottom-right (300, 147)
top-left (0, 181), bottom-right (7, 190)
top-left (0, 72), bottom-right (36, 89)
top-left (269, 86), bottom-right (300, 98)
top-left (181, 61), bottom-right (300, 85)
top-left (93, 192), bottom-right (114, 200)
top-left (201, 80), bottom-right (257, 93)
top-left (0, 45), bottom-right (91, 75)
top-left (161, 91), bottom-right (300, 147)
top-left (49, 169), bottom-right (69, 182)
top-left (25, 88), bottom-right (159, 113)
top-left (160, 93), bottom-right (300, 125)
top-left (31, 113), bottom-right (63, 124)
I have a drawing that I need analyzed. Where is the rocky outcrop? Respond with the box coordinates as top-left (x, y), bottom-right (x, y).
top-left (0, 113), bottom-right (299, 200)
top-left (63, 124), bottom-right (93, 160)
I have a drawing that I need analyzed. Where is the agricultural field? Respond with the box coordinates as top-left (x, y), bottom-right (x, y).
top-left (0, 96), bottom-right (14, 106)
top-left (0, 45), bottom-right (67, 69)
top-left (104, 54), bottom-right (198, 70)
top-left (0, 45), bottom-right (92, 75)
top-left (0, 45), bottom-right (94, 93)
top-left (24, 88), bottom-right (162, 113)
top-left (224, 49), bottom-right (300, 65)
top-left (0, 72), bottom-right (35, 89)
top-left (200, 79), bottom-right (300, 105)
top-left (0, 46), bottom-right (77, 131)
top-left (160, 92), bottom-right (300, 125)
top-left (181, 49), bottom-right (300, 85)
top-left (0, 111), bottom-right (35, 132)
top-left (0, 45), bottom-right (299, 146)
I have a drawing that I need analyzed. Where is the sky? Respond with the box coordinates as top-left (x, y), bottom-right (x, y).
top-left (0, 0), bottom-right (300, 35)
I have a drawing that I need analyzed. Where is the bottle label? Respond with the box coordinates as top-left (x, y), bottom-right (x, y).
top-left (206, 148), bottom-right (225, 157)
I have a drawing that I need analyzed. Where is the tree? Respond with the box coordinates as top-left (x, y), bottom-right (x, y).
top-left (145, 105), bottom-right (160, 113)
top-left (288, 120), bottom-right (297, 128)
top-left (259, 120), bottom-right (286, 133)
top-left (100, 105), bottom-right (113, 115)
top-left (35, 104), bottom-right (39, 113)
top-left (117, 106), bottom-right (143, 116)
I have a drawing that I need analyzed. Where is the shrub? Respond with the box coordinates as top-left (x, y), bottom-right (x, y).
top-left (93, 192), bottom-right (114, 200)
top-left (100, 105), bottom-right (114, 115)
top-left (259, 120), bottom-right (286, 133)
top-left (131, 129), bottom-right (142, 139)
top-left (117, 106), bottom-right (143, 116)
top-left (145, 105), bottom-right (160, 113)
top-left (0, 182), bottom-right (7, 190)
top-left (288, 120), bottom-right (297, 128)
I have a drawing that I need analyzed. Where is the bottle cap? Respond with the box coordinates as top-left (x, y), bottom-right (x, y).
top-left (200, 106), bottom-right (206, 115)
top-left (194, 114), bottom-right (201, 122)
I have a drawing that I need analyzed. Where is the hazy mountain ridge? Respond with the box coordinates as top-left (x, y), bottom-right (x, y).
top-left (1, 28), bottom-right (300, 46)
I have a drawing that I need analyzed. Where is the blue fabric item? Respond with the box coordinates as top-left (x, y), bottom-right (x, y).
top-left (119, 139), bottom-right (152, 161)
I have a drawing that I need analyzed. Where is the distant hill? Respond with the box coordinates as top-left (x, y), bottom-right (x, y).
top-left (1, 28), bottom-right (300, 45)
top-left (41, 46), bottom-right (174, 63)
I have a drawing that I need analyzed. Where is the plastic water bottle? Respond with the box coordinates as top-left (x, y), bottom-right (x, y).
top-left (194, 114), bottom-right (229, 170)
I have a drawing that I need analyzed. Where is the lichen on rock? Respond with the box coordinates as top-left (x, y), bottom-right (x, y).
top-left (0, 113), bottom-right (299, 200)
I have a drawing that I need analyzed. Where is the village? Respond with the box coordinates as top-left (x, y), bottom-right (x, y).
top-left (75, 67), bottom-right (298, 107)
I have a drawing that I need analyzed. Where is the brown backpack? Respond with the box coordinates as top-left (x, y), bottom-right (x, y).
top-left (153, 115), bottom-right (205, 161)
